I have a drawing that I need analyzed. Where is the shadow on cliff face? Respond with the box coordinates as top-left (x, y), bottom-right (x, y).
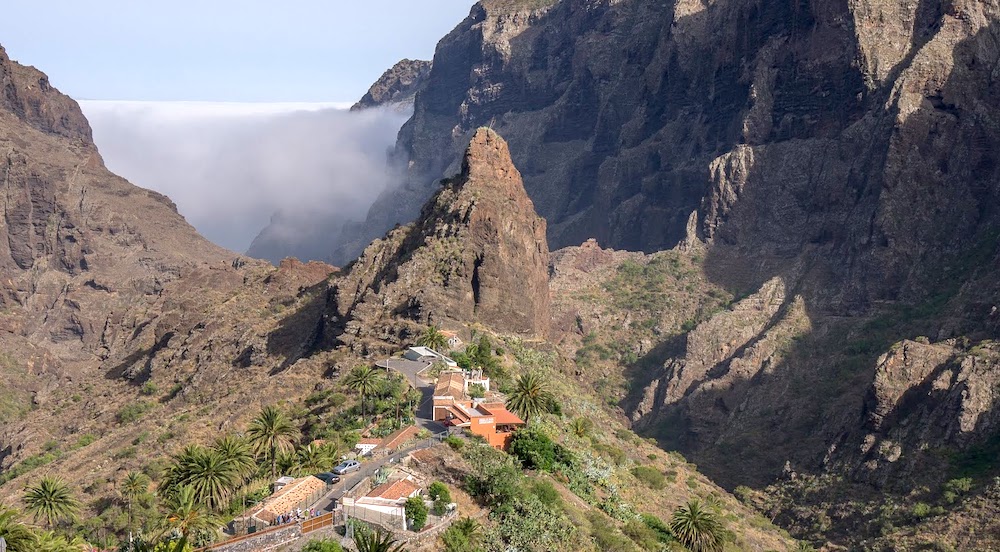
top-left (627, 14), bottom-right (1000, 491)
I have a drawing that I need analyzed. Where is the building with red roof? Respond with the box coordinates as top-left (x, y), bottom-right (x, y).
top-left (432, 371), bottom-right (524, 450)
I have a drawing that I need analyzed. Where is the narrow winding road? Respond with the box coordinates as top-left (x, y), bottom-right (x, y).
top-left (313, 358), bottom-right (447, 512)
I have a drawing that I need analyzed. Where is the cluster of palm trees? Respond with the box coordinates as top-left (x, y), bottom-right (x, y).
top-left (343, 365), bottom-right (419, 431)
top-left (0, 404), bottom-right (325, 552)
top-left (159, 405), bottom-right (338, 516)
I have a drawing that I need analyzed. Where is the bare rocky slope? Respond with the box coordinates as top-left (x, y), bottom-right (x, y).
top-left (330, 0), bottom-right (1000, 547)
top-left (351, 58), bottom-right (432, 111)
top-left (0, 44), bottom-right (341, 485)
top-left (0, 54), bottom-right (794, 548)
top-left (319, 128), bottom-right (551, 354)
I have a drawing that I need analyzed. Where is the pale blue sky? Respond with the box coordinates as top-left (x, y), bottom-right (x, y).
top-left (0, 0), bottom-right (476, 102)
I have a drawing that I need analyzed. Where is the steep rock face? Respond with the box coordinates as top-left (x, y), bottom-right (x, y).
top-left (0, 46), bottom-right (234, 362)
top-left (351, 59), bottom-right (432, 111)
top-left (334, 0), bottom-right (868, 264)
top-left (0, 46), bottom-right (91, 142)
top-left (326, 128), bottom-right (550, 351)
top-left (0, 46), bottom-right (311, 476)
top-left (336, 0), bottom-right (1000, 488)
top-left (336, 1), bottom-right (1000, 541)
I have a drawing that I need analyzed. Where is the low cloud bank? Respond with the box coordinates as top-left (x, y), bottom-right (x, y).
top-left (80, 100), bottom-right (409, 260)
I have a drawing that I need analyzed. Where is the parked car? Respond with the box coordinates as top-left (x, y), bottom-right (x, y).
top-left (314, 472), bottom-right (341, 484)
top-left (332, 460), bottom-right (361, 475)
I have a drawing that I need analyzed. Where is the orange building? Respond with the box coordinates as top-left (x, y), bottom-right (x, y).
top-left (432, 370), bottom-right (524, 449)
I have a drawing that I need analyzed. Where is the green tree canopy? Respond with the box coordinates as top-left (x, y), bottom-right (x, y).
top-left (344, 365), bottom-right (383, 421)
top-left (353, 528), bottom-right (407, 552)
top-left (162, 485), bottom-right (221, 552)
top-left (404, 496), bottom-right (428, 531)
top-left (0, 506), bottom-right (38, 551)
top-left (166, 445), bottom-right (237, 511)
top-left (416, 325), bottom-right (448, 351)
top-left (212, 434), bottom-right (258, 484)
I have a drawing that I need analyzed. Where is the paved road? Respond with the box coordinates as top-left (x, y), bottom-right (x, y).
top-left (311, 358), bottom-right (446, 513)
top-left (376, 358), bottom-right (446, 433)
top-left (314, 435), bottom-right (446, 512)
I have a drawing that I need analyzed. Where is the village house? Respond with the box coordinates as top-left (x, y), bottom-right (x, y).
top-left (354, 437), bottom-right (381, 456)
top-left (341, 473), bottom-right (423, 531)
top-left (354, 425), bottom-right (422, 457)
top-left (432, 370), bottom-right (524, 450)
top-left (440, 330), bottom-right (463, 349)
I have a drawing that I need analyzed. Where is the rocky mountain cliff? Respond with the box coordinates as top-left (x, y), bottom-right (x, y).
top-left (0, 46), bottom-right (342, 481)
top-left (325, 0), bottom-right (1000, 546)
top-left (322, 127), bottom-right (550, 353)
top-left (351, 59), bottom-right (432, 111)
top-left (0, 45), bottom-right (234, 376)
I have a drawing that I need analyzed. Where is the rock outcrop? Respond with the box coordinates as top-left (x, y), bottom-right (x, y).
top-left (351, 59), bottom-right (432, 111)
top-left (325, 128), bottom-right (550, 351)
top-left (0, 45), bottom-right (327, 481)
top-left (335, 0), bottom-right (1000, 484)
top-left (331, 0), bottom-right (1000, 544)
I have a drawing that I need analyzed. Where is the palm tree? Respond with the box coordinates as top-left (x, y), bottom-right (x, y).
top-left (172, 446), bottom-right (237, 511)
top-left (23, 477), bottom-right (80, 529)
top-left (417, 325), bottom-right (448, 352)
top-left (441, 516), bottom-right (481, 552)
top-left (212, 434), bottom-right (257, 484)
top-left (246, 406), bottom-right (299, 481)
top-left (162, 485), bottom-right (220, 552)
top-left (668, 499), bottom-right (725, 552)
top-left (0, 506), bottom-right (38, 551)
top-left (354, 528), bottom-right (407, 552)
top-left (120, 471), bottom-right (151, 531)
top-left (505, 372), bottom-right (553, 422)
top-left (344, 365), bottom-right (382, 421)
top-left (36, 530), bottom-right (90, 551)
top-left (294, 443), bottom-right (337, 475)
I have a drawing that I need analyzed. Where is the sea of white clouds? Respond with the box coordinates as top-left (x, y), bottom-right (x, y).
top-left (79, 100), bottom-right (409, 256)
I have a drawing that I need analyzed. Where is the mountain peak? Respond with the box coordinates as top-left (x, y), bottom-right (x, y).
top-left (327, 129), bottom-right (551, 350)
top-left (461, 127), bottom-right (516, 182)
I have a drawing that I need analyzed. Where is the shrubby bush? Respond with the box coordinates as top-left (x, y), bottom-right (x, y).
top-left (630, 466), bottom-right (666, 489)
top-left (509, 427), bottom-right (574, 472)
top-left (405, 496), bottom-right (428, 531)
top-left (301, 538), bottom-right (344, 552)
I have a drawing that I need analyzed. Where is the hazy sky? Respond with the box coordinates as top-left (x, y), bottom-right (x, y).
top-left (0, 0), bottom-right (475, 102)
top-left (0, 2), bottom-right (477, 259)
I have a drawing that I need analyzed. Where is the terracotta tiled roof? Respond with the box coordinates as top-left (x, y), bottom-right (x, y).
top-left (378, 425), bottom-right (421, 450)
top-left (366, 479), bottom-right (420, 501)
top-left (357, 438), bottom-right (382, 446)
top-left (481, 404), bottom-right (524, 425)
top-left (434, 371), bottom-right (466, 398)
